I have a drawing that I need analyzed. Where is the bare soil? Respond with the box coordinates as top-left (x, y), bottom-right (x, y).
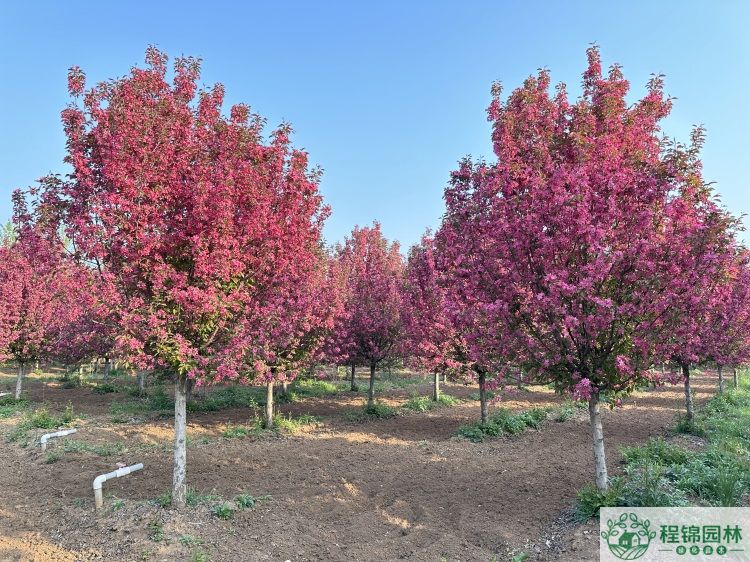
top-left (0, 368), bottom-right (719, 561)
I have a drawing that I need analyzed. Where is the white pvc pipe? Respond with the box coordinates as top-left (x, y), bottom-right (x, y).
top-left (0, 392), bottom-right (10, 398)
top-left (93, 463), bottom-right (144, 509)
top-left (40, 428), bottom-right (77, 451)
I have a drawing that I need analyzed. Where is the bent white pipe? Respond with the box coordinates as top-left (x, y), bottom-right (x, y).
top-left (40, 428), bottom-right (77, 451)
top-left (93, 463), bottom-right (144, 509)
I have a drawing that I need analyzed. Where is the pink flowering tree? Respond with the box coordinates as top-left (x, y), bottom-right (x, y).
top-left (0, 191), bottom-right (78, 399)
top-left (47, 48), bottom-right (328, 505)
top-left (402, 234), bottom-right (462, 401)
top-left (329, 224), bottom-right (405, 407)
top-left (226, 247), bottom-right (340, 428)
top-left (701, 248), bottom-right (750, 392)
top-left (436, 47), bottom-right (734, 491)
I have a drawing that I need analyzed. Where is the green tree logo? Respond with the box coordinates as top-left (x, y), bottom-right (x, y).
top-left (602, 512), bottom-right (656, 560)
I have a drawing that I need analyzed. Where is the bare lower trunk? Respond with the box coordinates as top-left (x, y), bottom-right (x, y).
top-left (172, 376), bottom-right (188, 506)
top-left (718, 364), bottom-right (724, 394)
top-left (443, 372), bottom-right (448, 384)
top-left (660, 363), bottom-right (665, 376)
top-left (265, 380), bottom-right (274, 428)
top-left (282, 380), bottom-right (289, 394)
top-left (186, 379), bottom-right (194, 403)
top-left (433, 371), bottom-right (440, 402)
top-left (478, 371), bottom-right (488, 424)
top-left (734, 367), bottom-right (739, 389)
top-left (350, 364), bottom-right (357, 391)
top-left (14, 363), bottom-right (25, 400)
top-left (588, 393), bottom-right (608, 491)
top-left (367, 364), bottom-right (376, 408)
top-left (138, 370), bottom-right (146, 396)
top-left (683, 363), bottom-right (694, 423)
top-left (103, 357), bottom-right (111, 382)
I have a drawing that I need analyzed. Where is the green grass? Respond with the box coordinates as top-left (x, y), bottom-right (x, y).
top-left (344, 401), bottom-right (400, 422)
top-left (110, 385), bottom-right (174, 419)
top-left (403, 393), bottom-right (458, 412)
top-left (575, 375), bottom-right (750, 519)
top-left (0, 396), bottom-right (28, 418)
top-left (456, 406), bottom-right (551, 442)
top-left (61, 439), bottom-right (125, 457)
top-left (8, 403), bottom-right (79, 444)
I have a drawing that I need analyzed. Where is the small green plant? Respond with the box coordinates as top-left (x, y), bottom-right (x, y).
top-left (222, 425), bottom-right (249, 439)
top-left (190, 550), bottom-right (209, 562)
top-left (155, 491), bottom-right (172, 508)
top-left (111, 498), bottom-right (126, 511)
top-left (574, 478), bottom-right (625, 520)
top-left (211, 501), bottom-right (234, 520)
top-left (403, 395), bottom-right (433, 412)
top-left (148, 521), bottom-right (164, 542)
top-left (178, 534), bottom-right (204, 547)
top-left (45, 451), bottom-right (62, 464)
top-left (234, 494), bottom-right (256, 510)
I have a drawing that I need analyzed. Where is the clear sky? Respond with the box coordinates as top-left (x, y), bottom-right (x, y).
top-left (1, 1), bottom-right (747, 249)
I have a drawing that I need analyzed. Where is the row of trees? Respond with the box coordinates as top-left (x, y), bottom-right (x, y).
top-left (0, 47), bottom-right (748, 503)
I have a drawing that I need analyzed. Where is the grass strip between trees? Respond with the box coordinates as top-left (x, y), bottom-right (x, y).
top-left (576, 375), bottom-right (750, 520)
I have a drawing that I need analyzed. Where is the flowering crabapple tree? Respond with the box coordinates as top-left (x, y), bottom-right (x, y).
top-left (437, 47), bottom-right (733, 491)
top-left (228, 247), bottom-right (339, 428)
top-left (0, 190), bottom-right (78, 399)
top-left (402, 234), bottom-right (461, 401)
top-left (330, 224), bottom-right (405, 407)
top-left (652, 170), bottom-right (739, 421)
top-left (700, 248), bottom-right (750, 392)
top-left (48, 48), bottom-right (328, 506)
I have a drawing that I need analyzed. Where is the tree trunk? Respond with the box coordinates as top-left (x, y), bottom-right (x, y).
top-left (718, 364), bottom-right (724, 394)
top-left (138, 370), bottom-right (146, 396)
top-left (172, 376), bottom-right (188, 507)
top-left (264, 380), bottom-right (274, 428)
top-left (282, 380), bottom-right (289, 394)
top-left (683, 363), bottom-right (694, 423)
top-left (350, 364), bottom-right (357, 391)
top-left (14, 363), bottom-right (25, 400)
top-left (588, 393), bottom-right (608, 491)
top-left (443, 372), bottom-right (448, 384)
top-left (186, 378), bottom-right (194, 403)
top-left (433, 371), bottom-right (440, 402)
top-left (478, 371), bottom-right (488, 424)
top-left (367, 364), bottom-right (376, 408)
top-left (734, 367), bottom-right (739, 389)
top-left (660, 363), bottom-right (665, 376)
top-left (103, 357), bottom-right (111, 382)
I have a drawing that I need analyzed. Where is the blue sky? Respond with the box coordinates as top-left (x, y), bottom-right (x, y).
top-left (1, 1), bottom-right (747, 249)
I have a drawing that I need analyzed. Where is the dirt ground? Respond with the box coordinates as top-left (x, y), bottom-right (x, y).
top-left (0, 367), bottom-right (719, 562)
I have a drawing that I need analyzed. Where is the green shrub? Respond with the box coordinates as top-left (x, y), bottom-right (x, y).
top-left (455, 407), bottom-right (550, 441)
top-left (574, 478), bottom-right (625, 520)
top-left (93, 383), bottom-right (122, 394)
top-left (211, 501), bottom-right (234, 520)
top-left (403, 395), bottom-right (433, 412)
top-left (222, 425), bottom-right (249, 439)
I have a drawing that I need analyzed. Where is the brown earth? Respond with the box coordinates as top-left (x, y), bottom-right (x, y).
top-left (0, 368), bottom-right (719, 562)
